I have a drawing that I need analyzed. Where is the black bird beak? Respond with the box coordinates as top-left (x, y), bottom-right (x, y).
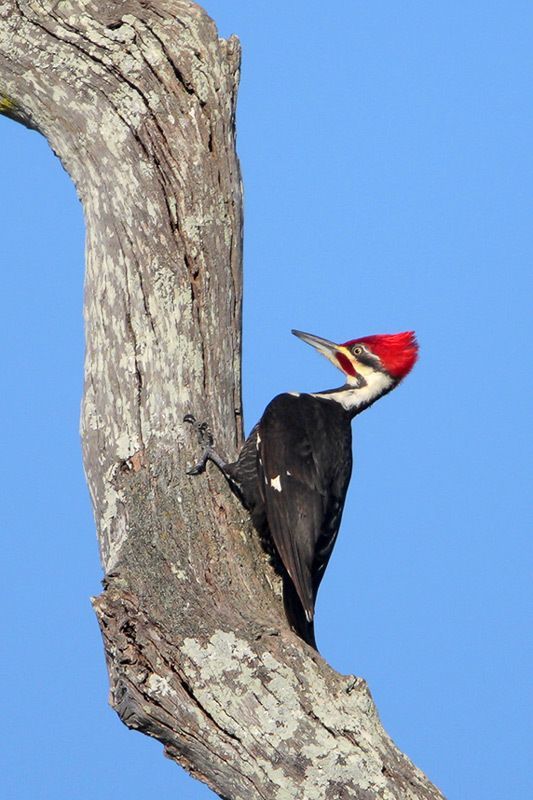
top-left (291, 329), bottom-right (346, 371)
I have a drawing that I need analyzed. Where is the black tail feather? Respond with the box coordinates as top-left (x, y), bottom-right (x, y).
top-left (282, 575), bottom-right (317, 650)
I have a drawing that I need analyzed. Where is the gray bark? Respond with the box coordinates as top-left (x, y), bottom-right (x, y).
top-left (0, 2), bottom-right (446, 798)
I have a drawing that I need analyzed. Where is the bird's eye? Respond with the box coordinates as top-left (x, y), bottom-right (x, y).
top-left (352, 346), bottom-right (363, 356)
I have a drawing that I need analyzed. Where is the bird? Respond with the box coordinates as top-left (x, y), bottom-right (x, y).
top-left (185, 328), bottom-right (418, 649)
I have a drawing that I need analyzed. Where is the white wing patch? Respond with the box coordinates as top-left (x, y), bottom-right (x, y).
top-left (270, 475), bottom-right (282, 492)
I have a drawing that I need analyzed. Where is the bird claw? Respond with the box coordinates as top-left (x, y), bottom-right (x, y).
top-left (185, 444), bottom-right (228, 476)
top-left (184, 415), bottom-right (223, 476)
top-left (186, 458), bottom-right (208, 476)
top-left (183, 413), bottom-right (214, 447)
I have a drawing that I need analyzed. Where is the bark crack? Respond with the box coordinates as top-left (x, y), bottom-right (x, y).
top-left (123, 266), bottom-right (145, 448)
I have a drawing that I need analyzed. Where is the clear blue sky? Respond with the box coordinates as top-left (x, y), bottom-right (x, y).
top-left (1, 2), bottom-right (531, 798)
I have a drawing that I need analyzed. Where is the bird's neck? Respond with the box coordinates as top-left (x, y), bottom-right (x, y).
top-left (311, 371), bottom-right (395, 415)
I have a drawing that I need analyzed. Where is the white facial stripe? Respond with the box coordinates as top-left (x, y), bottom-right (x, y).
top-left (312, 371), bottom-right (393, 411)
top-left (353, 359), bottom-right (378, 377)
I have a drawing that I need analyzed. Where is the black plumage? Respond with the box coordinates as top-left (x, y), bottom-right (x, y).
top-left (186, 327), bottom-right (418, 649)
top-left (224, 392), bottom-right (353, 648)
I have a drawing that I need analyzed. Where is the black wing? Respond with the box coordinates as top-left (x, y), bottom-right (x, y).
top-left (257, 394), bottom-right (352, 624)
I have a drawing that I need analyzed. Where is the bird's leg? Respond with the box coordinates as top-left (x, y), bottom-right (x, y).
top-left (183, 414), bottom-right (229, 476)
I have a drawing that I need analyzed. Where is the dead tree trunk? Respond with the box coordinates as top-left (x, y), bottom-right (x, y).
top-left (0, 2), bottom-right (446, 798)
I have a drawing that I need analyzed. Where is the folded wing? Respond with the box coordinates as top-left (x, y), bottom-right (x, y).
top-left (257, 394), bottom-right (352, 624)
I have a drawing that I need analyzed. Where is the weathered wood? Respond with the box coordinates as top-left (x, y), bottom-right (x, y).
top-left (0, 2), bottom-right (446, 797)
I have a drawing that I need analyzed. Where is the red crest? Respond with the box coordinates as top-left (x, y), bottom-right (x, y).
top-left (342, 331), bottom-right (419, 380)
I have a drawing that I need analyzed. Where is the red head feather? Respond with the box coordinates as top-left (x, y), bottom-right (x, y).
top-left (342, 331), bottom-right (419, 380)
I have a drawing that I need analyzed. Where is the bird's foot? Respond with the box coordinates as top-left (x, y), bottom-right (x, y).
top-left (183, 414), bottom-right (214, 447)
top-left (184, 415), bottom-right (226, 475)
top-left (185, 446), bottom-right (217, 476)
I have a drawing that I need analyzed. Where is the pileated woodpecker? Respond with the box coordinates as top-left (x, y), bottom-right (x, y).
top-left (186, 329), bottom-right (418, 649)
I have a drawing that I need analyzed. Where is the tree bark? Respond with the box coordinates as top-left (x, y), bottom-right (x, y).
top-left (0, 2), bottom-right (446, 798)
